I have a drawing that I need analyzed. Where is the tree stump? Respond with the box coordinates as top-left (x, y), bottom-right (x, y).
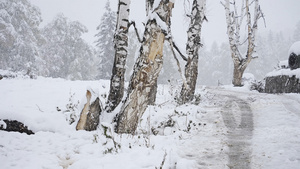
top-left (76, 90), bottom-right (102, 131)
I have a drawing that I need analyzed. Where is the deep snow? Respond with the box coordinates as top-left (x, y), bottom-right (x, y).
top-left (0, 75), bottom-right (300, 169)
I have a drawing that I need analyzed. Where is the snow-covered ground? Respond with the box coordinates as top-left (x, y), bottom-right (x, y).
top-left (0, 75), bottom-right (300, 169)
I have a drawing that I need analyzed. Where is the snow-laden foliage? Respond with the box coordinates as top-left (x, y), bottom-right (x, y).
top-left (293, 21), bottom-right (300, 42)
top-left (0, 0), bottom-right (98, 80)
top-left (40, 14), bottom-right (97, 80)
top-left (94, 1), bottom-right (116, 80)
top-left (0, 0), bottom-right (42, 72)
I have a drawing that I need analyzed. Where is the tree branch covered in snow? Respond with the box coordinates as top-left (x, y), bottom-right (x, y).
top-left (129, 21), bottom-right (142, 43)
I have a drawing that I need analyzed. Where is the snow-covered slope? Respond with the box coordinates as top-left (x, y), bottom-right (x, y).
top-left (0, 76), bottom-right (299, 169)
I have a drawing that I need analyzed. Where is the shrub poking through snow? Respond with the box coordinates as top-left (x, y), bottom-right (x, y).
top-left (62, 91), bottom-right (80, 125)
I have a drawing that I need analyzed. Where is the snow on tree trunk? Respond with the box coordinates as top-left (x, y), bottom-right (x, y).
top-left (106, 0), bottom-right (131, 112)
top-left (115, 0), bottom-right (174, 134)
top-left (179, 0), bottom-right (206, 104)
top-left (76, 90), bottom-right (102, 131)
top-left (222, 0), bottom-right (263, 86)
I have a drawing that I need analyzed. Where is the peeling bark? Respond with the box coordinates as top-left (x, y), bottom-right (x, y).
top-left (116, 0), bottom-right (174, 134)
top-left (179, 0), bottom-right (206, 104)
top-left (106, 0), bottom-right (131, 112)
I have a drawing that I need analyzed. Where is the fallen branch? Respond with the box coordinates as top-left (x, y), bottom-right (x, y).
top-left (36, 104), bottom-right (44, 112)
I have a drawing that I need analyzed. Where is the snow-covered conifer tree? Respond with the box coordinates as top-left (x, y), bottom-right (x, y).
top-left (40, 14), bottom-right (96, 80)
top-left (94, 0), bottom-right (116, 80)
top-left (0, 0), bottom-right (42, 73)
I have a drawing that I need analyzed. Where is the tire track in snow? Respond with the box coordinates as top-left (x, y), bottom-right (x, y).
top-left (220, 94), bottom-right (253, 169)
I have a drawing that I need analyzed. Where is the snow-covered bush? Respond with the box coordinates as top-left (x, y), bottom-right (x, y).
top-left (242, 73), bottom-right (264, 92)
top-left (0, 69), bottom-right (36, 79)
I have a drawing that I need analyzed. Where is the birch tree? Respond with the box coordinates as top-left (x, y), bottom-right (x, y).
top-left (106, 0), bottom-right (131, 112)
top-left (179, 0), bottom-right (206, 104)
top-left (222, 0), bottom-right (264, 86)
top-left (115, 0), bottom-right (175, 134)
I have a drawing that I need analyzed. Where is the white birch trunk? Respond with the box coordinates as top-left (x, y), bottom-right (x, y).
top-left (116, 0), bottom-right (174, 134)
top-left (179, 0), bottom-right (206, 104)
top-left (223, 0), bottom-right (263, 86)
top-left (106, 0), bottom-right (131, 112)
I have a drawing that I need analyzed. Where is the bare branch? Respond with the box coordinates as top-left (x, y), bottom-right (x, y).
top-left (129, 21), bottom-right (142, 43)
top-left (165, 37), bottom-right (188, 61)
top-left (167, 38), bottom-right (188, 89)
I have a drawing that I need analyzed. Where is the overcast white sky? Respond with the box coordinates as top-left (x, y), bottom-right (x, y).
top-left (30, 0), bottom-right (300, 49)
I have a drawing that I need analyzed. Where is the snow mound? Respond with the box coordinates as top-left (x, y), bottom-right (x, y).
top-left (288, 41), bottom-right (300, 55)
top-left (266, 68), bottom-right (300, 79)
top-left (278, 60), bottom-right (289, 69)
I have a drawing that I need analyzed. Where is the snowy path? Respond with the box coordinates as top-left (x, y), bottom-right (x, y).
top-left (177, 87), bottom-right (254, 169)
top-left (208, 87), bottom-right (300, 169)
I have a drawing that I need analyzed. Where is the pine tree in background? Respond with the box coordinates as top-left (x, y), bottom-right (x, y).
top-left (40, 14), bottom-right (97, 80)
top-left (0, 0), bottom-right (43, 73)
top-left (293, 21), bottom-right (300, 42)
top-left (94, 0), bottom-right (116, 80)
